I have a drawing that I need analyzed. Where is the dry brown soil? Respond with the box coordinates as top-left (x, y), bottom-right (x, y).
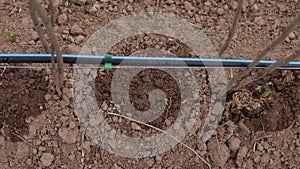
top-left (0, 0), bottom-right (300, 169)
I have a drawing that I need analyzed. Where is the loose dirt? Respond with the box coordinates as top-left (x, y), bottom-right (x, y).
top-left (0, 0), bottom-right (300, 168)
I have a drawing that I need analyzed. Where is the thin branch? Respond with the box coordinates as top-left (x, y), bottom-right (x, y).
top-left (220, 14), bottom-right (300, 97)
top-left (28, 5), bottom-right (50, 53)
top-left (108, 112), bottom-right (211, 169)
top-left (47, 0), bottom-right (61, 94)
top-left (234, 49), bottom-right (300, 89)
top-left (28, 0), bottom-right (64, 94)
top-left (218, 0), bottom-right (244, 57)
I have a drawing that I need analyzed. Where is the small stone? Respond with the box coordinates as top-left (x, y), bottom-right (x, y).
top-left (198, 143), bottom-right (207, 155)
top-left (67, 44), bottom-right (81, 54)
top-left (82, 141), bottom-right (91, 151)
top-left (71, 24), bottom-right (83, 35)
top-left (262, 142), bottom-right (270, 150)
top-left (232, 1), bottom-right (238, 10)
top-left (75, 35), bottom-right (84, 44)
top-left (217, 8), bottom-right (225, 15)
top-left (28, 40), bottom-right (35, 45)
top-left (254, 16), bottom-right (265, 26)
top-left (236, 146), bottom-right (249, 167)
top-left (69, 121), bottom-right (76, 129)
top-left (228, 137), bottom-right (241, 152)
top-left (285, 37), bottom-right (291, 43)
top-left (131, 122), bottom-right (142, 130)
top-left (112, 116), bottom-right (118, 122)
top-left (58, 13), bottom-right (67, 25)
top-left (257, 143), bottom-right (264, 152)
top-left (44, 94), bottom-right (52, 101)
top-left (39, 146), bottom-right (47, 152)
top-left (242, 0), bottom-right (248, 10)
top-left (261, 153), bottom-right (270, 163)
top-left (288, 32), bottom-right (296, 40)
top-left (40, 153), bottom-right (54, 167)
top-left (204, 1), bottom-right (211, 6)
top-left (58, 127), bottom-right (77, 144)
top-left (208, 138), bottom-right (230, 167)
top-left (101, 102), bottom-right (108, 111)
top-left (90, 2), bottom-right (100, 12)
top-left (183, 1), bottom-right (194, 11)
top-left (253, 3), bottom-right (259, 11)
top-left (237, 146), bottom-right (248, 160)
top-left (31, 31), bottom-right (39, 40)
top-left (53, 0), bottom-right (60, 6)
top-left (166, 0), bottom-right (174, 5)
top-left (253, 153), bottom-right (261, 163)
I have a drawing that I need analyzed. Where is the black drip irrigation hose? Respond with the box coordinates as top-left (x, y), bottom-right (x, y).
top-left (1, 54), bottom-right (300, 69)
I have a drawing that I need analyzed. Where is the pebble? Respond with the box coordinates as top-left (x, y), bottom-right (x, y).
top-left (253, 3), bottom-right (259, 11)
top-left (31, 31), bottom-right (39, 41)
top-left (228, 137), bottom-right (241, 152)
top-left (204, 1), bottom-right (211, 6)
top-left (231, 1), bottom-right (238, 10)
top-left (254, 16), bottom-right (265, 26)
top-left (253, 153), bottom-right (261, 163)
top-left (58, 127), bottom-right (77, 144)
top-left (208, 138), bottom-right (230, 167)
top-left (131, 122), bottom-right (142, 130)
top-left (90, 2), bottom-right (100, 12)
top-left (69, 121), bottom-right (76, 129)
top-left (217, 8), bottom-right (225, 15)
top-left (112, 116), bottom-right (119, 122)
top-left (257, 143), bottom-right (264, 152)
top-left (261, 153), bottom-right (270, 163)
top-left (58, 13), bottom-right (68, 25)
top-left (38, 146), bottom-right (47, 152)
top-left (285, 37), bottom-right (291, 43)
top-left (70, 24), bottom-right (83, 35)
top-left (237, 146), bottom-right (248, 160)
top-left (44, 94), bottom-right (52, 101)
top-left (40, 152), bottom-right (54, 167)
top-left (75, 35), bottom-right (84, 44)
top-left (262, 142), bottom-right (270, 150)
top-left (183, 1), bottom-right (194, 11)
top-left (288, 32), bottom-right (296, 40)
top-left (198, 143), bottom-right (207, 155)
top-left (67, 44), bottom-right (81, 54)
top-left (82, 141), bottom-right (91, 151)
top-left (166, 0), bottom-right (174, 5)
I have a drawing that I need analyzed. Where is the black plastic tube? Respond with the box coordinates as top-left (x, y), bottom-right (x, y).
top-left (1, 54), bottom-right (300, 69)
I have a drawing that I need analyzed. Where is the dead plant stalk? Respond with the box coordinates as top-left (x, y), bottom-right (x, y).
top-left (28, 0), bottom-right (64, 95)
top-left (219, 14), bottom-right (300, 97)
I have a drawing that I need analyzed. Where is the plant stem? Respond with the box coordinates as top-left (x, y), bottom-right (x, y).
top-left (219, 0), bottom-right (244, 57)
top-left (28, 0), bottom-right (64, 95)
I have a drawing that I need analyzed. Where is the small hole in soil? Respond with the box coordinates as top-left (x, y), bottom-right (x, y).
top-left (225, 70), bottom-right (300, 132)
top-left (95, 68), bottom-right (181, 137)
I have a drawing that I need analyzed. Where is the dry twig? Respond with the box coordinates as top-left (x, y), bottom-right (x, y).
top-left (234, 49), bottom-right (300, 90)
top-left (28, 0), bottom-right (64, 95)
top-left (218, 0), bottom-right (244, 57)
top-left (219, 14), bottom-right (300, 97)
top-left (108, 112), bottom-right (212, 169)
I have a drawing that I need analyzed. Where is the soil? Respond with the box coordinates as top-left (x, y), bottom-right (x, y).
top-left (0, 0), bottom-right (300, 169)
